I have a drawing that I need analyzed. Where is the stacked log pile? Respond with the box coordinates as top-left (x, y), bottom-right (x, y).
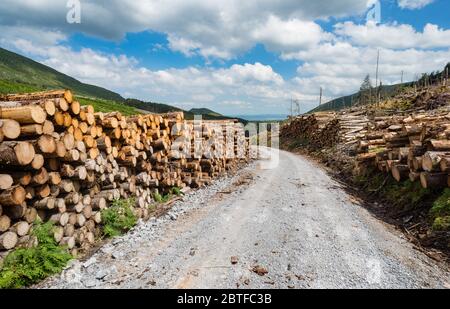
top-left (281, 111), bottom-right (369, 149)
top-left (356, 110), bottom-right (450, 189)
top-left (0, 90), bottom-right (249, 255)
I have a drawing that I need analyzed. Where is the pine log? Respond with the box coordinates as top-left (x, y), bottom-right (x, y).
top-left (0, 141), bottom-right (35, 165)
top-left (30, 154), bottom-right (44, 170)
top-left (392, 164), bottom-right (410, 182)
top-left (0, 231), bottom-right (18, 250)
top-left (422, 152), bottom-right (450, 172)
top-left (9, 221), bottom-right (30, 237)
top-left (0, 174), bottom-right (13, 190)
top-left (0, 186), bottom-right (26, 206)
top-left (0, 106), bottom-right (46, 124)
top-left (0, 215), bottom-right (11, 232)
top-left (0, 119), bottom-right (21, 139)
top-left (0, 89), bottom-right (73, 103)
top-left (420, 172), bottom-right (447, 189)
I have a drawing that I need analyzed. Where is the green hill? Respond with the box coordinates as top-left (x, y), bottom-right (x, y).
top-left (189, 108), bottom-right (222, 117)
top-left (309, 83), bottom-right (412, 113)
top-left (0, 47), bottom-right (124, 101)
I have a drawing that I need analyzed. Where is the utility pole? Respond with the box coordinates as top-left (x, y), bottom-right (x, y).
top-left (401, 70), bottom-right (404, 84)
top-left (290, 98), bottom-right (293, 118)
top-left (375, 49), bottom-right (380, 106)
top-left (319, 87), bottom-right (323, 107)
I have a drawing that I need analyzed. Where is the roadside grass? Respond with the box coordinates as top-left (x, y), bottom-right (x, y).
top-left (153, 187), bottom-right (183, 204)
top-left (100, 198), bottom-right (138, 238)
top-left (430, 189), bottom-right (450, 231)
top-left (353, 170), bottom-right (433, 212)
top-left (0, 221), bottom-right (72, 289)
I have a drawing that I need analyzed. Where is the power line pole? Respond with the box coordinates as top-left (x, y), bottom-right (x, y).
top-left (375, 49), bottom-right (380, 88)
top-left (290, 98), bottom-right (293, 118)
top-left (319, 87), bottom-right (323, 107)
top-left (375, 49), bottom-right (380, 106)
top-left (401, 70), bottom-right (404, 84)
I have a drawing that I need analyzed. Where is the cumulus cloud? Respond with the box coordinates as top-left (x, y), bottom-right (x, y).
top-left (0, 0), bottom-right (370, 59)
top-left (0, 0), bottom-right (448, 114)
top-left (290, 43), bottom-right (450, 97)
top-left (335, 22), bottom-right (450, 49)
top-left (398, 0), bottom-right (434, 10)
top-left (3, 38), bottom-right (292, 113)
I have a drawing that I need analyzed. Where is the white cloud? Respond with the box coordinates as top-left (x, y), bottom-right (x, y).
top-left (398, 0), bottom-right (434, 10)
top-left (0, 0), bottom-right (449, 114)
top-left (251, 15), bottom-right (333, 53)
top-left (0, 0), bottom-right (370, 59)
top-left (290, 43), bottom-right (450, 97)
top-left (335, 22), bottom-right (450, 49)
top-left (2, 38), bottom-right (292, 114)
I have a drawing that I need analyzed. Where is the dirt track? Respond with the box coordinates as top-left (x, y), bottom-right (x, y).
top-left (40, 148), bottom-right (450, 289)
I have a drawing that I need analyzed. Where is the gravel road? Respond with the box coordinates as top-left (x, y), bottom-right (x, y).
top-left (40, 148), bottom-right (450, 289)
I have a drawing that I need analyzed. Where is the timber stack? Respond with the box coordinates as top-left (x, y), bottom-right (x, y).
top-left (356, 109), bottom-right (450, 189)
top-left (280, 110), bottom-right (369, 149)
top-left (0, 90), bottom-right (249, 256)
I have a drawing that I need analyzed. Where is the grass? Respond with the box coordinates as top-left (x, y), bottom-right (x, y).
top-left (0, 221), bottom-right (72, 289)
top-left (77, 97), bottom-right (138, 116)
top-left (430, 189), bottom-right (450, 231)
top-left (0, 79), bottom-right (44, 94)
top-left (153, 187), bottom-right (182, 204)
top-left (101, 198), bottom-right (138, 238)
top-left (353, 170), bottom-right (433, 211)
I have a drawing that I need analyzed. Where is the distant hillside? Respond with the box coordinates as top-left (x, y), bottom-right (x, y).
top-left (310, 63), bottom-right (450, 113)
top-left (309, 83), bottom-right (412, 113)
top-left (0, 47), bottom-right (124, 101)
top-left (189, 108), bottom-right (222, 117)
top-left (125, 98), bottom-right (247, 123)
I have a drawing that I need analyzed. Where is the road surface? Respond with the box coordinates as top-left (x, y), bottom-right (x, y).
top-left (41, 148), bottom-right (450, 289)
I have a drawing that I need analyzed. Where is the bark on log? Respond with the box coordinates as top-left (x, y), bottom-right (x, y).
top-left (0, 141), bottom-right (35, 165)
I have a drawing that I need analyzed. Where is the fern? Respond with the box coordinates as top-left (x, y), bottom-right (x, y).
top-left (101, 198), bottom-right (137, 238)
top-left (0, 221), bottom-right (72, 289)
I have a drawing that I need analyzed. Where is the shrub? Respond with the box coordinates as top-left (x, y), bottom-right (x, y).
top-left (0, 221), bottom-right (72, 289)
top-left (101, 198), bottom-right (137, 238)
top-left (430, 189), bottom-right (450, 231)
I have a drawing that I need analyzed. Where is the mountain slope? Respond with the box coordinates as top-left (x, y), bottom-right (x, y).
top-left (189, 108), bottom-right (222, 117)
top-left (0, 47), bottom-right (124, 101)
top-left (309, 83), bottom-right (412, 113)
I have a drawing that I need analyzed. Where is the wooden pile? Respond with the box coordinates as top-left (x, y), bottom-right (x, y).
top-left (281, 111), bottom-right (370, 149)
top-left (0, 90), bottom-right (249, 255)
top-left (356, 110), bottom-right (450, 189)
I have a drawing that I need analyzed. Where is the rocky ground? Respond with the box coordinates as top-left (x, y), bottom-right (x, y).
top-left (39, 148), bottom-right (450, 289)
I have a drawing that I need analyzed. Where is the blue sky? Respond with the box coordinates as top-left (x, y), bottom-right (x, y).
top-left (0, 0), bottom-right (449, 115)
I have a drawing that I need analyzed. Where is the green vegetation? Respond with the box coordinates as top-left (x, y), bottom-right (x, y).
top-left (189, 108), bottom-right (222, 117)
top-left (0, 221), bottom-right (72, 289)
top-left (126, 98), bottom-right (247, 122)
top-left (430, 189), bottom-right (450, 231)
top-left (101, 198), bottom-right (138, 238)
top-left (125, 98), bottom-right (184, 114)
top-left (77, 97), bottom-right (137, 116)
top-left (0, 47), bottom-right (124, 101)
top-left (353, 170), bottom-right (432, 211)
top-left (153, 187), bottom-right (182, 204)
top-left (0, 79), bottom-right (43, 94)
